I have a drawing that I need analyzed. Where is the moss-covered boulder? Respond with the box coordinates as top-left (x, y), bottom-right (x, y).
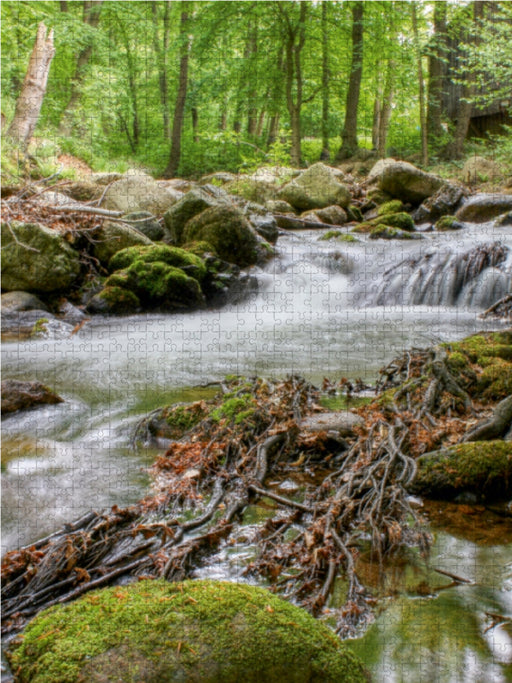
top-left (411, 441), bottom-right (512, 500)
top-left (413, 182), bottom-right (466, 222)
top-left (92, 221), bottom-right (153, 266)
top-left (435, 215), bottom-right (464, 231)
top-left (369, 226), bottom-right (422, 240)
top-left (351, 212), bottom-right (415, 234)
top-left (163, 187), bottom-right (229, 244)
top-left (182, 205), bottom-right (261, 267)
top-left (377, 200), bottom-right (404, 216)
top-left (278, 163), bottom-right (351, 210)
top-left (109, 244), bottom-right (206, 282)
top-left (86, 286), bottom-right (141, 315)
top-left (369, 160), bottom-right (444, 204)
top-left (107, 261), bottom-right (205, 310)
top-left (6, 579), bottom-right (367, 683)
top-left (1, 222), bottom-right (81, 293)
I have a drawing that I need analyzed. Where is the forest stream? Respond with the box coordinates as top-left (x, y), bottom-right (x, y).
top-left (2, 221), bottom-right (512, 681)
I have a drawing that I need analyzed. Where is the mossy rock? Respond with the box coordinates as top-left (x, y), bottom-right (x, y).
top-left (106, 261), bottom-right (205, 310)
top-left (346, 205), bottom-right (364, 222)
top-left (446, 331), bottom-right (512, 364)
top-left (6, 579), bottom-right (367, 683)
top-left (366, 188), bottom-right (392, 205)
top-left (369, 225), bottom-right (421, 240)
top-left (86, 286), bottom-right (141, 315)
top-left (434, 215), bottom-right (464, 232)
top-left (182, 240), bottom-right (217, 257)
top-left (210, 393), bottom-right (258, 424)
top-left (477, 358), bottom-right (512, 401)
top-left (351, 222), bottom-right (373, 234)
top-left (411, 441), bottom-right (512, 500)
top-left (377, 200), bottom-right (404, 216)
top-left (109, 244), bottom-right (206, 282)
top-left (146, 401), bottom-right (210, 441)
top-left (372, 211), bottom-right (415, 232)
top-left (182, 205), bottom-right (260, 267)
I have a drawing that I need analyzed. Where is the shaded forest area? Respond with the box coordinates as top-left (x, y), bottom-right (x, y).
top-left (2, 0), bottom-right (512, 180)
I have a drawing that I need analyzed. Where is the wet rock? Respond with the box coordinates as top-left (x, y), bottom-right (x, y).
top-left (434, 215), bottom-right (464, 231)
top-left (101, 174), bottom-right (180, 215)
top-left (265, 199), bottom-right (296, 214)
top-left (302, 205), bottom-right (348, 226)
top-left (56, 299), bottom-right (86, 324)
top-left (92, 220), bottom-right (152, 266)
top-left (278, 163), bottom-right (351, 210)
top-left (1, 221), bottom-right (81, 293)
top-left (122, 211), bottom-right (164, 241)
top-left (369, 226), bottom-right (423, 240)
top-left (5, 580), bottom-right (367, 683)
top-left (226, 176), bottom-right (279, 203)
top-left (456, 194), bottom-right (512, 223)
top-left (249, 213), bottom-right (279, 243)
top-left (1, 291), bottom-right (48, 313)
top-left (369, 159), bottom-right (444, 204)
top-left (1, 379), bottom-right (63, 414)
top-left (495, 211), bottom-right (512, 227)
top-left (202, 254), bottom-right (258, 306)
top-left (300, 411), bottom-right (364, 437)
top-left (1, 309), bottom-right (57, 340)
top-left (86, 286), bottom-right (141, 315)
top-left (413, 183), bottom-right (467, 222)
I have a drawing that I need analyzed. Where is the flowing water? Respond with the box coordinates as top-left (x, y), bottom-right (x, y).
top-left (2, 218), bottom-right (512, 680)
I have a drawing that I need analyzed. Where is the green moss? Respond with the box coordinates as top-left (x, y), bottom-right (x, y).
top-left (30, 318), bottom-right (49, 338)
top-left (447, 332), bottom-right (512, 364)
top-left (446, 351), bottom-right (469, 373)
top-left (435, 215), bottom-right (461, 231)
top-left (377, 200), bottom-right (404, 216)
top-left (181, 240), bottom-right (217, 257)
top-left (369, 225), bottom-right (417, 240)
top-left (210, 394), bottom-right (257, 424)
top-left (163, 402), bottom-right (209, 437)
top-left (319, 230), bottom-right (359, 242)
top-left (97, 286), bottom-right (140, 314)
top-left (366, 188), bottom-right (392, 204)
top-left (351, 222), bottom-right (373, 234)
top-left (412, 441), bottom-right (512, 500)
top-left (477, 359), bottom-right (512, 401)
top-left (109, 244), bottom-right (206, 282)
top-left (373, 211), bottom-right (415, 232)
top-left (319, 395), bottom-right (372, 410)
top-left (124, 261), bottom-right (204, 308)
top-left (6, 579), bottom-right (366, 683)
top-left (346, 205), bottom-right (363, 222)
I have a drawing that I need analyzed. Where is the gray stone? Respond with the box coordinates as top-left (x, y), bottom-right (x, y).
top-left (413, 183), bottom-right (467, 222)
top-left (300, 411), bottom-right (364, 437)
top-left (265, 199), bottom-right (296, 213)
top-left (92, 221), bottom-right (152, 266)
top-left (101, 174), bottom-right (180, 215)
top-left (163, 187), bottom-right (230, 244)
top-left (1, 291), bottom-right (48, 313)
top-left (456, 194), bottom-right (512, 223)
top-left (122, 212), bottom-right (163, 241)
top-left (249, 214), bottom-right (279, 243)
top-left (370, 160), bottom-right (444, 204)
top-left (1, 379), bottom-right (63, 414)
top-left (278, 163), bottom-right (351, 210)
top-left (1, 222), bottom-right (81, 293)
top-left (302, 205), bottom-right (348, 225)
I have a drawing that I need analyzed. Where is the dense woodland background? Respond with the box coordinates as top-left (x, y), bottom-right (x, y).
top-left (2, 0), bottom-right (511, 178)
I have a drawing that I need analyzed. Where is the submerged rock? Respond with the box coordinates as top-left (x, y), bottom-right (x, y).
top-left (6, 579), bottom-right (367, 683)
top-left (1, 379), bottom-right (63, 414)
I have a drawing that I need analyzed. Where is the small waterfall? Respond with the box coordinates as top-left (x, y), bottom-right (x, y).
top-left (372, 242), bottom-right (511, 308)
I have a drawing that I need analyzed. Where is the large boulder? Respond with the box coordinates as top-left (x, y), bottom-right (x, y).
top-left (369, 159), bottom-right (444, 204)
top-left (163, 187), bottom-right (230, 243)
top-left (182, 205), bottom-right (262, 267)
top-left (1, 379), bottom-right (63, 414)
top-left (109, 244), bottom-right (206, 282)
top-left (1, 222), bottom-right (81, 293)
top-left (456, 194), bottom-right (512, 223)
top-left (413, 183), bottom-right (467, 222)
top-left (101, 174), bottom-right (181, 215)
top-left (278, 163), bottom-right (351, 210)
top-left (6, 579), bottom-right (367, 683)
top-left (92, 221), bottom-right (152, 266)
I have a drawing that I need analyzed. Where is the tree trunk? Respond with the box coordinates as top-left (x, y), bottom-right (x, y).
top-left (247, 18), bottom-right (258, 137)
top-left (412, 3), bottom-right (428, 166)
top-left (267, 47), bottom-right (283, 147)
top-left (320, 0), bottom-right (330, 160)
top-left (164, 5), bottom-right (191, 178)
top-left (59, 1), bottom-right (103, 132)
top-left (336, 2), bottom-right (364, 161)
top-left (256, 107), bottom-right (266, 137)
top-left (427, 1), bottom-right (447, 147)
top-left (282, 3), bottom-right (307, 167)
top-left (377, 60), bottom-right (395, 158)
top-left (444, 1), bottom-right (484, 159)
top-left (152, 0), bottom-right (171, 140)
top-left (7, 23), bottom-right (55, 150)
top-left (191, 106), bottom-right (198, 143)
top-left (372, 78), bottom-right (383, 150)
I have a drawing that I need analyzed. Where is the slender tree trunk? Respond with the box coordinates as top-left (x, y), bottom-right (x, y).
top-left (372, 76), bottom-right (383, 150)
top-left (427, 1), bottom-right (447, 147)
top-left (152, 0), bottom-right (171, 140)
top-left (7, 23), bottom-right (55, 150)
top-left (191, 106), bottom-right (198, 143)
top-left (377, 60), bottom-right (395, 158)
top-left (412, 3), bottom-right (428, 166)
top-left (256, 108), bottom-right (266, 137)
top-left (444, 1), bottom-right (484, 159)
top-left (267, 47), bottom-right (283, 147)
top-left (59, 0), bottom-right (103, 132)
top-left (164, 5), bottom-right (191, 178)
top-left (282, 3), bottom-right (307, 167)
top-left (247, 18), bottom-right (258, 136)
top-left (320, 0), bottom-right (330, 160)
top-left (218, 96), bottom-right (228, 130)
top-left (336, 2), bottom-right (364, 161)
